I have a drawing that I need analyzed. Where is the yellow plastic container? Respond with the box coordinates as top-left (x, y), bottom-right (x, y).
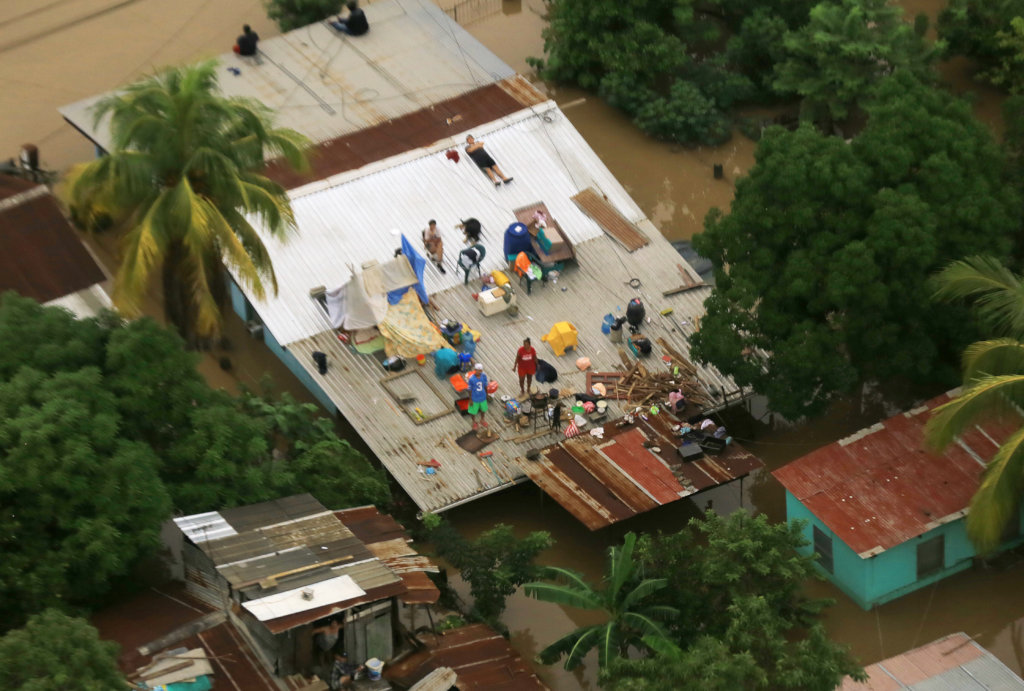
top-left (541, 321), bottom-right (578, 356)
top-left (491, 270), bottom-right (510, 288)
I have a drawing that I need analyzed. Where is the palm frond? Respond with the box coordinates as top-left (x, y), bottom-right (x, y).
top-left (619, 611), bottom-right (671, 639)
top-left (924, 374), bottom-right (1024, 450)
top-left (607, 532), bottom-right (638, 601)
top-left (533, 565), bottom-right (595, 594)
top-left (595, 622), bottom-right (622, 668)
top-left (523, 581), bottom-right (602, 611)
top-left (962, 339), bottom-right (1024, 384)
top-left (967, 426), bottom-right (1024, 553)
top-left (112, 193), bottom-right (171, 315)
top-left (640, 634), bottom-right (683, 659)
top-left (201, 199), bottom-right (270, 302)
top-left (536, 625), bottom-right (601, 670)
top-left (620, 577), bottom-right (668, 612)
top-left (932, 256), bottom-right (1024, 338)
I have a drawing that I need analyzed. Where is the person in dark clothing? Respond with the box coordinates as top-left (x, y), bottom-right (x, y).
top-left (465, 135), bottom-right (512, 186)
top-left (330, 652), bottom-right (362, 690)
top-left (331, 1), bottom-right (369, 36)
top-left (235, 25), bottom-right (259, 56)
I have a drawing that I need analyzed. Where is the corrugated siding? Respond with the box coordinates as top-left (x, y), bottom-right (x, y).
top-left (57, 0), bottom-right (514, 150)
top-left (182, 542), bottom-right (231, 611)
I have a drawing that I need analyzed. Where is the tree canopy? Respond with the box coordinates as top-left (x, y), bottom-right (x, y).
top-left (266, 0), bottom-right (344, 31)
top-left (0, 610), bottom-right (123, 691)
top-left (0, 293), bottom-right (389, 629)
top-left (692, 72), bottom-right (1021, 418)
top-left (426, 515), bottom-right (552, 624)
top-left (772, 0), bottom-right (939, 125)
top-left (598, 511), bottom-right (864, 690)
top-left (70, 60), bottom-right (309, 345)
top-left (530, 0), bottom-right (814, 145)
top-left (939, 0), bottom-right (1024, 93)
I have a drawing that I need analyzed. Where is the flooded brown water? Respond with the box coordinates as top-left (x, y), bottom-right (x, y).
top-left (4, 0), bottom-right (1022, 688)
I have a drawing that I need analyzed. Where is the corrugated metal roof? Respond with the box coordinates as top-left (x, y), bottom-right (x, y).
top-left (773, 395), bottom-right (1021, 557)
top-left (0, 175), bottom-right (108, 306)
top-left (527, 414), bottom-right (763, 530)
top-left (387, 623), bottom-right (547, 690)
top-left (240, 103), bottom-right (744, 514)
top-left (57, 0), bottom-right (514, 151)
top-left (838, 632), bottom-right (1024, 690)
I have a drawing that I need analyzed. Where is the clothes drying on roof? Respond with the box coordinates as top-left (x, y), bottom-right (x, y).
top-left (326, 256), bottom-right (419, 330)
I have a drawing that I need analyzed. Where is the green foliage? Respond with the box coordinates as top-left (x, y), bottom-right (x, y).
top-left (773, 0), bottom-right (941, 125)
top-left (939, 0), bottom-right (1024, 91)
top-left (692, 72), bottom-right (1021, 418)
top-left (266, 0), bottom-right (343, 31)
top-left (532, 0), bottom-right (812, 145)
top-left (599, 512), bottom-right (864, 689)
top-left (926, 257), bottom-right (1024, 552)
top-left (428, 519), bottom-right (552, 623)
top-left (0, 293), bottom-right (389, 628)
top-left (70, 60), bottom-right (309, 344)
top-left (524, 533), bottom-right (678, 670)
top-left (0, 610), bottom-right (123, 691)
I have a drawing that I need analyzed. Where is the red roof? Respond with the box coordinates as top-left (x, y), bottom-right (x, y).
top-left (773, 394), bottom-right (1019, 556)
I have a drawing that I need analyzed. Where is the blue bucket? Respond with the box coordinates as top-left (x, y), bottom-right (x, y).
top-left (601, 313), bottom-right (614, 335)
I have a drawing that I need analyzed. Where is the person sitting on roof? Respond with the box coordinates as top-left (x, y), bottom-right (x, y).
top-left (464, 135), bottom-right (513, 187)
top-left (422, 219), bottom-right (446, 274)
top-left (331, 1), bottom-right (369, 36)
top-left (234, 24), bottom-right (260, 57)
top-left (330, 651), bottom-right (363, 690)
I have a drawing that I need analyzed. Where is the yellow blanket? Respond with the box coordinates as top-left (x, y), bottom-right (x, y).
top-left (379, 290), bottom-right (447, 358)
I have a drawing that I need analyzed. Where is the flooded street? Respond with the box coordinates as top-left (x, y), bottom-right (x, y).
top-left (3, 0), bottom-right (1022, 687)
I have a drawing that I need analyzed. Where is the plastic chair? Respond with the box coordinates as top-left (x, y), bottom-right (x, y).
top-left (514, 251), bottom-right (542, 294)
top-left (459, 244), bottom-right (486, 285)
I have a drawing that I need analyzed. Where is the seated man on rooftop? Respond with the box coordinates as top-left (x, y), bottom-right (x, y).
top-left (331, 1), bottom-right (369, 36)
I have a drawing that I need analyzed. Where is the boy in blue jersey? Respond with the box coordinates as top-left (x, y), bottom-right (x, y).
top-left (467, 363), bottom-right (489, 430)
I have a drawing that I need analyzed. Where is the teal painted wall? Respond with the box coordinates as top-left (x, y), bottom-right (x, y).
top-left (227, 280), bottom-right (338, 415)
top-left (785, 491), bottom-right (1024, 610)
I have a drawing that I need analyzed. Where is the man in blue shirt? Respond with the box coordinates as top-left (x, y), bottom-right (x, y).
top-left (467, 363), bottom-right (489, 430)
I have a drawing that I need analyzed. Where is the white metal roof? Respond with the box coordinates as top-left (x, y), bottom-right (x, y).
top-left (228, 102), bottom-right (743, 513)
top-left (57, 0), bottom-right (514, 150)
top-left (246, 103), bottom-right (639, 346)
top-left (242, 574), bottom-right (366, 621)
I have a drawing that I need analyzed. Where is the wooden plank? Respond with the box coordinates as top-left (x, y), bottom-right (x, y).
top-left (562, 439), bottom-right (658, 513)
top-left (571, 187), bottom-right (649, 251)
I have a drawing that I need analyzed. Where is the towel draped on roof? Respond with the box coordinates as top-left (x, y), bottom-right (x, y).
top-left (379, 290), bottom-right (447, 358)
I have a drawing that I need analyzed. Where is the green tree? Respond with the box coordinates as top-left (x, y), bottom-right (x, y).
top-left (524, 532), bottom-right (678, 670)
top-left (530, 0), bottom-right (811, 145)
top-left (426, 516), bottom-right (552, 624)
top-left (773, 0), bottom-right (940, 125)
top-left (70, 60), bottom-right (309, 345)
top-left (692, 72), bottom-right (1020, 418)
top-left (925, 257), bottom-right (1024, 552)
top-left (939, 0), bottom-right (1024, 90)
top-left (600, 512), bottom-right (863, 689)
top-left (266, 0), bottom-right (344, 31)
top-left (0, 610), bottom-right (123, 690)
top-left (0, 365), bottom-right (171, 629)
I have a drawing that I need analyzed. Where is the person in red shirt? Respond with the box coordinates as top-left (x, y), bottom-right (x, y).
top-left (513, 337), bottom-right (538, 397)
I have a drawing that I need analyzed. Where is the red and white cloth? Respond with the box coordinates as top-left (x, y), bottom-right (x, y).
top-left (564, 420), bottom-right (581, 438)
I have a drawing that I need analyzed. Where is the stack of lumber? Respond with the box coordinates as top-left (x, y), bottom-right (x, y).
top-left (613, 340), bottom-right (712, 408)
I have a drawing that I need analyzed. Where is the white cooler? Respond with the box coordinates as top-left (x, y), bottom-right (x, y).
top-left (477, 288), bottom-right (508, 316)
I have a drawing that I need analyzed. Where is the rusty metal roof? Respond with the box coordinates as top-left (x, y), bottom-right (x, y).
top-left (387, 623), bottom-right (547, 690)
top-left (265, 76), bottom-right (546, 189)
top-left (773, 394), bottom-right (1020, 557)
top-left (0, 175), bottom-right (108, 305)
top-left (525, 414), bottom-right (764, 530)
top-left (58, 0), bottom-right (516, 152)
top-left (838, 632), bottom-right (1024, 690)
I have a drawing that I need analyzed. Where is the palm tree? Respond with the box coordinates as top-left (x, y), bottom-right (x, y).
top-left (926, 255), bottom-right (1024, 552)
top-left (70, 60), bottom-right (309, 344)
top-left (523, 532), bottom-right (678, 670)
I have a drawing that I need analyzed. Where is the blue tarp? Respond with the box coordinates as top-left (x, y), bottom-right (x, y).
top-left (503, 222), bottom-right (532, 260)
top-left (388, 235), bottom-right (429, 305)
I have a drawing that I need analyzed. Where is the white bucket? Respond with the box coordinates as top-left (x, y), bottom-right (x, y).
top-left (366, 658), bottom-right (384, 680)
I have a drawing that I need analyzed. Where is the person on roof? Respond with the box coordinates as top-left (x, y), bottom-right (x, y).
top-left (464, 135), bottom-right (513, 187)
top-left (467, 363), bottom-right (489, 430)
top-left (330, 651), bottom-right (362, 690)
top-left (513, 337), bottom-right (537, 398)
top-left (235, 24), bottom-right (260, 57)
top-left (422, 219), bottom-right (445, 274)
top-left (331, 1), bottom-right (369, 36)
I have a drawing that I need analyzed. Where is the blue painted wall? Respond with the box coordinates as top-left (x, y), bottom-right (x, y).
top-left (227, 280), bottom-right (338, 415)
top-left (785, 491), bottom-right (1024, 610)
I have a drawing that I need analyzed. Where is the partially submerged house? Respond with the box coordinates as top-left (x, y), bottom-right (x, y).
top-left (60, 0), bottom-right (760, 523)
top-left (838, 632), bottom-right (1024, 690)
top-left (774, 393), bottom-right (1024, 610)
top-left (0, 174), bottom-right (110, 317)
top-left (172, 494), bottom-right (438, 678)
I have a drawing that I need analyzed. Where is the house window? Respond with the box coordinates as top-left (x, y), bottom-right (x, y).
top-left (813, 525), bottom-right (834, 574)
top-left (917, 535), bottom-right (945, 579)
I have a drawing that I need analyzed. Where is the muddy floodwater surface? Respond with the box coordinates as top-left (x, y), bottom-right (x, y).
top-left (3, 0), bottom-right (1022, 688)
